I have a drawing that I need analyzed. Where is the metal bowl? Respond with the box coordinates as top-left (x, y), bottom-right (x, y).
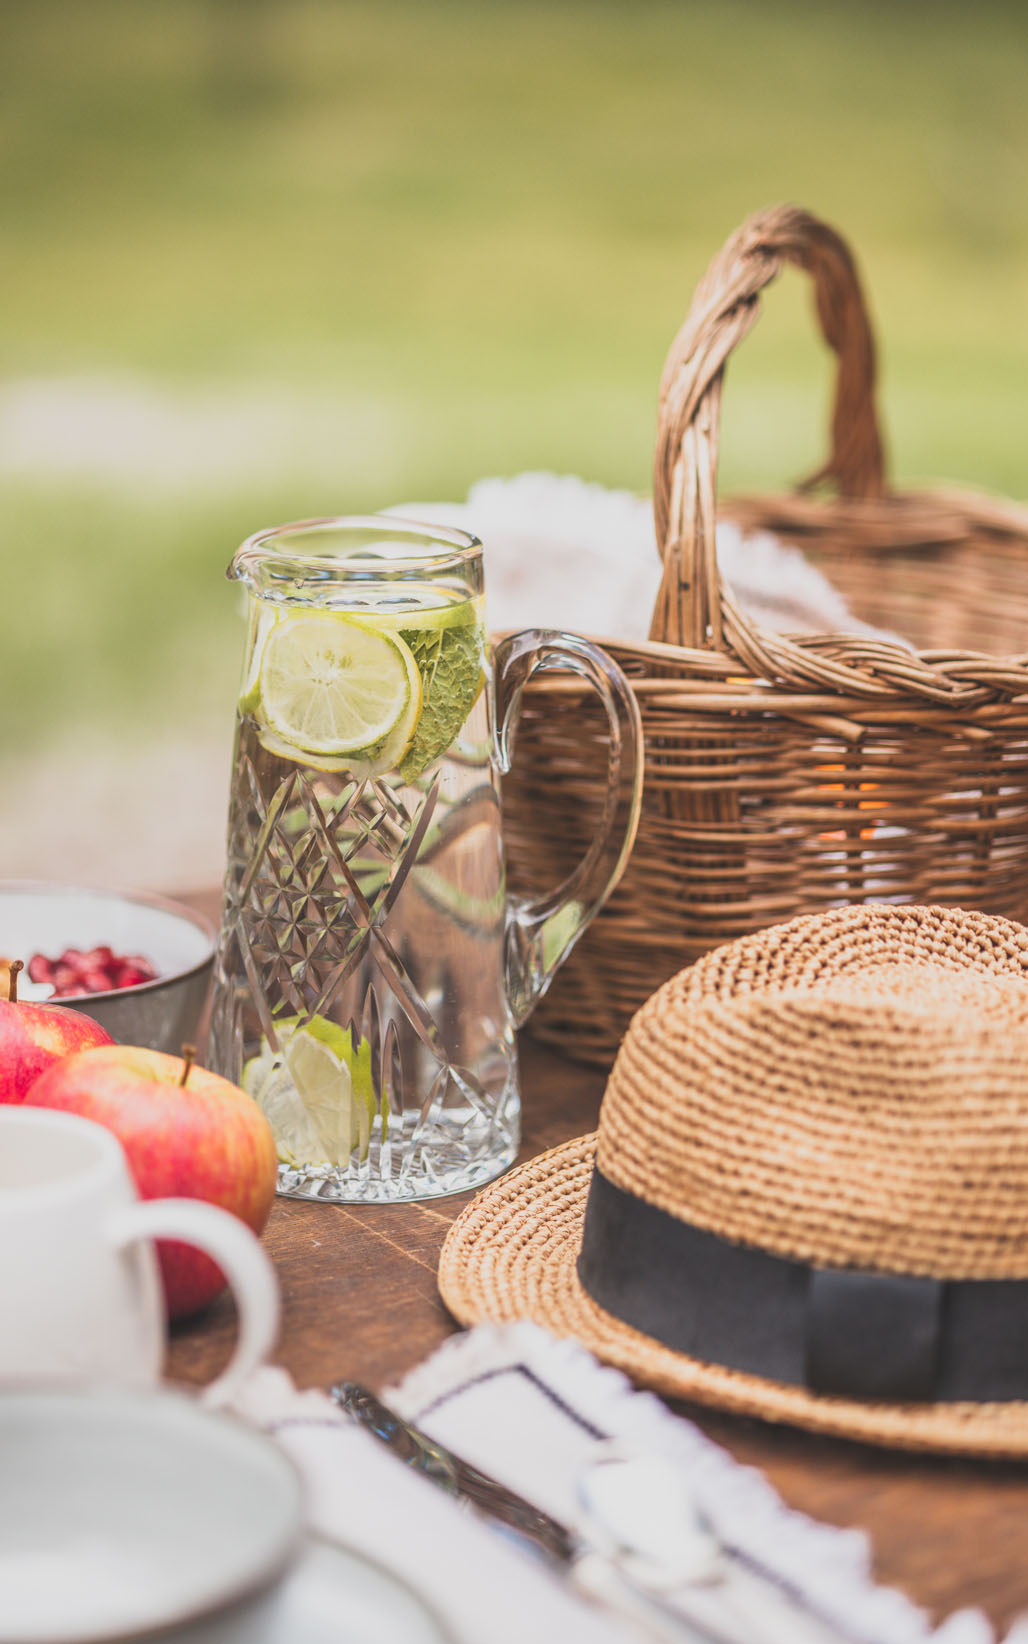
top-left (0, 881), bottom-right (216, 1053)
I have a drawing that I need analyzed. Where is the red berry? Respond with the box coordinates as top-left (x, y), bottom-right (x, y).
top-left (26, 944), bottom-right (159, 996)
top-left (81, 969), bottom-right (114, 992)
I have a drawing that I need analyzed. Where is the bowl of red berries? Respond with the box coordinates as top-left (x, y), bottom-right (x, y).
top-left (0, 882), bottom-right (216, 1053)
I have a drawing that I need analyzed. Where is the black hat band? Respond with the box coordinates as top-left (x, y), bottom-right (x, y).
top-left (578, 1167), bottom-right (1028, 1404)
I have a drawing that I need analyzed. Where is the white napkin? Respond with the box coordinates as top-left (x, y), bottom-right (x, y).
top-left (388, 472), bottom-right (908, 647)
top-left (233, 1355), bottom-right (631, 1644)
top-left (233, 1323), bottom-right (1005, 1644)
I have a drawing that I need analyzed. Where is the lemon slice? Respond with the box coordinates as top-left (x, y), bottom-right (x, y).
top-left (258, 611), bottom-right (421, 758)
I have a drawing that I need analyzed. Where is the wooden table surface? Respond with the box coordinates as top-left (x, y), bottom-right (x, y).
top-left (170, 889), bottom-right (1028, 1635)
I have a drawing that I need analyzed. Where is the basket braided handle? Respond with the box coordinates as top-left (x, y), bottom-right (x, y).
top-left (651, 204), bottom-right (886, 651)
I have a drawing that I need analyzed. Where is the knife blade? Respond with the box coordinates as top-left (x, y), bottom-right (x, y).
top-left (331, 1381), bottom-right (762, 1644)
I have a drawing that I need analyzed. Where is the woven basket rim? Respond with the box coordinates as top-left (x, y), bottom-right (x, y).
top-left (500, 472), bottom-right (1028, 705)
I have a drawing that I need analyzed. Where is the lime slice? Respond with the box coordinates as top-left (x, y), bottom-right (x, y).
top-left (347, 1029), bottom-right (382, 1148)
top-left (243, 1016), bottom-right (383, 1165)
top-left (258, 611), bottom-right (422, 759)
top-left (257, 703), bottom-right (420, 778)
top-left (242, 1049), bottom-right (332, 1167)
top-left (255, 726), bottom-right (356, 776)
top-left (284, 1030), bottom-right (354, 1164)
top-left (238, 599), bottom-right (280, 717)
top-left (371, 593), bottom-right (482, 638)
top-left (290, 1014), bottom-right (380, 1152)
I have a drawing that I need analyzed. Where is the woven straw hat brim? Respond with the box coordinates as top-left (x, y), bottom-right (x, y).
top-left (438, 1134), bottom-right (1028, 1459)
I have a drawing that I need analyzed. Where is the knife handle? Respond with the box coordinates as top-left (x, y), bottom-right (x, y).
top-left (332, 1382), bottom-right (578, 1566)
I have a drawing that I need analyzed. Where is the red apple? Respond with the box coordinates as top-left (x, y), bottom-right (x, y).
top-left (0, 961), bottom-right (114, 1101)
top-left (27, 1045), bottom-right (278, 1320)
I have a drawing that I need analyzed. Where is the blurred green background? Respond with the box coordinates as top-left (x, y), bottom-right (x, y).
top-left (2, 0), bottom-right (1027, 883)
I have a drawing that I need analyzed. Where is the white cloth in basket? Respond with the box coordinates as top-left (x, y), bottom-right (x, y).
top-left (389, 472), bottom-right (907, 646)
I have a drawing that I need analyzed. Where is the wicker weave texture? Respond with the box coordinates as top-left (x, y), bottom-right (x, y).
top-left (438, 904), bottom-right (1028, 1455)
top-left (438, 1135), bottom-right (1028, 1455)
top-left (502, 205), bottom-right (1028, 1066)
top-left (598, 905), bottom-right (1028, 1279)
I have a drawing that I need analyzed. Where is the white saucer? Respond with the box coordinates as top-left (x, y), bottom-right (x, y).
top-left (0, 1388), bottom-right (302, 1644)
top-left (0, 1389), bottom-right (447, 1644)
top-left (169, 1536), bottom-right (452, 1644)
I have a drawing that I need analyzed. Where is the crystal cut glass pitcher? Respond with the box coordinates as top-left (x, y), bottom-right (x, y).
top-left (209, 517), bottom-right (642, 1203)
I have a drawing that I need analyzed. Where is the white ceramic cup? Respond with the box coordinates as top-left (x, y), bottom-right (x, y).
top-left (0, 1106), bottom-right (279, 1406)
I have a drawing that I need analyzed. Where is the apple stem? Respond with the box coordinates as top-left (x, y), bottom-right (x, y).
top-left (8, 960), bottom-right (23, 1004)
top-left (178, 1043), bottom-right (196, 1087)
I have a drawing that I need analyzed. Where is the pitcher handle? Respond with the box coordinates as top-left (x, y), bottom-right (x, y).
top-left (494, 629), bottom-right (643, 1028)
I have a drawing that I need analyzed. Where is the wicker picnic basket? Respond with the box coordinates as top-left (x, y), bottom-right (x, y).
top-left (501, 203), bottom-right (1028, 1067)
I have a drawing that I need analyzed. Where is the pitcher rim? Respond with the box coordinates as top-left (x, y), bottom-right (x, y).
top-left (229, 513), bottom-right (483, 585)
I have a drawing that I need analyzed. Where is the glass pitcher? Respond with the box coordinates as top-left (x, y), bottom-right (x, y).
top-left (208, 516), bottom-right (642, 1203)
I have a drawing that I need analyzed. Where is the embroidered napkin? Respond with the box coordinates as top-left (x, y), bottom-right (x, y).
top-left (233, 1323), bottom-right (1008, 1644)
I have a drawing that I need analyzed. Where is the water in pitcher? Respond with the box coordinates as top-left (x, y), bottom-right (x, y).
top-left (208, 579), bottom-right (519, 1202)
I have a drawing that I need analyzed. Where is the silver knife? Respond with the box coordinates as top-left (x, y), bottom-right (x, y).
top-left (332, 1380), bottom-right (577, 1561)
top-left (331, 1381), bottom-right (787, 1644)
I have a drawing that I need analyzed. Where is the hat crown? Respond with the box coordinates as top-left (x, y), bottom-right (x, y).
top-left (597, 906), bottom-right (1028, 1279)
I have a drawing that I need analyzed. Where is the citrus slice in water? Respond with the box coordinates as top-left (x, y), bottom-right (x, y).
top-left (241, 1049), bottom-right (334, 1168)
top-left (373, 595), bottom-right (486, 782)
top-left (256, 718), bottom-right (416, 781)
top-left (238, 599), bottom-right (280, 717)
top-left (290, 1015), bottom-right (382, 1152)
top-left (258, 611), bottom-right (422, 760)
top-left (283, 1029), bottom-right (355, 1165)
top-left (242, 1016), bottom-right (382, 1165)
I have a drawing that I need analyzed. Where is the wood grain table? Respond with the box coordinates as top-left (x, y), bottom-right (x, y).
top-left (170, 889), bottom-right (1028, 1635)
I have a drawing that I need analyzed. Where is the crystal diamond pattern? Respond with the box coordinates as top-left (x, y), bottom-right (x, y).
top-left (214, 744), bottom-right (513, 1200)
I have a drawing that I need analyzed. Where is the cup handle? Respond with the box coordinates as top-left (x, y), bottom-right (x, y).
top-left (108, 1199), bottom-right (280, 1408)
top-left (494, 629), bottom-right (643, 1028)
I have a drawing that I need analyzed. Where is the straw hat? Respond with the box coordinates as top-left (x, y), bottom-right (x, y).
top-left (439, 904), bottom-right (1028, 1456)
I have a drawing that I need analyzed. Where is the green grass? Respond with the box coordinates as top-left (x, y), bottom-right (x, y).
top-left (2, 0), bottom-right (1027, 753)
